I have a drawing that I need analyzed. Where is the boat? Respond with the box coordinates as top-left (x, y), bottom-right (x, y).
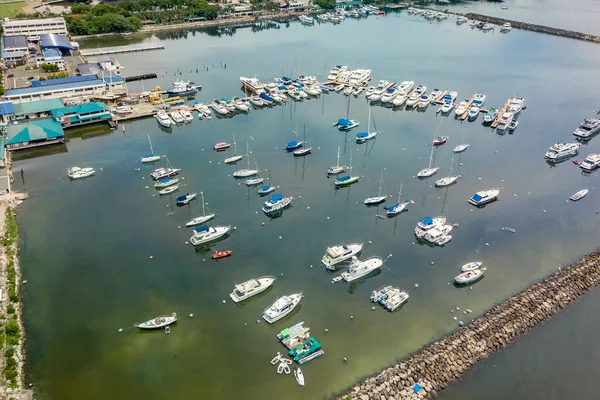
top-left (422, 224), bottom-right (453, 245)
top-left (67, 166), bottom-right (95, 180)
top-left (461, 261), bottom-right (482, 272)
top-left (364, 169), bottom-right (387, 205)
top-left (229, 276), bottom-right (277, 303)
top-left (159, 185), bottom-right (179, 195)
top-left (392, 93), bottom-right (408, 107)
top-left (259, 92), bottom-right (274, 105)
top-left (369, 80), bottom-right (391, 102)
top-left (457, 16), bottom-right (468, 24)
top-left (167, 80), bottom-right (200, 95)
top-left (371, 286), bottom-right (409, 312)
top-left (353, 86), bottom-right (363, 97)
top-left (453, 144), bottom-right (469, 153)
top-left (580, 153), bottom-right (600, 171)
top-left (433, 136), bottom-right (448, 146)
top-left (333, 84), bottom-right (345, 93)
top-left (293, 124), bottom-right (311, 156)
top-left (294, 368), bottom-right (305, 386)
top-left (435, 153), bottom-right (459, 187)
top-left (468, 188), bottom-right (500, 206)
top-left (224, 133), bottom-right (243, 164)
top-left (344, 86), bottom-right (354, 96)
top-left (417, 94), bottom-right (432, 109)
top-left (483, 107), bottom-right (498, 124)
top-left (240, 77), bottom-right (265, 94)
top-left (406, 85), bottom-right (427, 107)
top-left (141, 135), bottom-right (162, 163)
top-left (334, 153), bottom-right (359, 187)
top-left (508, 120), bottom-right (519, 131)
top-left (496, 112), bottom-right (514, 132)
top-left (436, 235), bottom-right (452, 246)
top-left (467, 106), bottom-right (480, 120)
top-left (454, 101), bottom-right (469, 117)
top-left (327, 146), bottom-right (347, 175)
top-left (327, 65), bottom-right (347, 81)
top-left (249, 95), bottom-right (265, 107)
top-left (321, 243), bottom-right (364, 270)
top-left (299, 15), bottom-right (315, 25)
top-left (230, 97), bottom-right (250, 112)
top-left (500, 22), bottom-right (512, 32)
top-left (414, 216), bottom-right (447, 239)
top-left (507, 96), bottom-right (525, 114)
top-left (214, 142), bottom-right (231, 151)
top-left (262, 194), bottom-right (293, 214)
top-left (155, 112), bottom-right (172, 128)
top-left (380, 87), bottom-right (398, 104)
top-left (176, 192), bottom-right (196, 206)
top-left (209, 100), bottom-right (227, 115)
top-left (262, 293), bottom-right (303, 323)
top-left (114, 105), bottom-right (133, 115)
top-left (397, 80), bottom-right (415, 95)
top-left (189, 225), bottom-right (231, 246)
top-left (154, 177), bottom-right (179, 188)
top-left (430, 88), bottom-right (443, 101)
top-left (441, 101), bottom-right (454, 114)
top-left (544, 142), bottom-right (581, 162)
top-left (481, 23), bottom-right (494, 31)
top-left (418, 120), bottom-right (442, 178)
top-left (341, 256), bottom-right (384, 283)
top-left (573, 118), bottom-right (600, 139)
top-left (134, 312), bottom-right (177, 329)
top-left (211, 250), bottom-right (232, 259)
top-left (257, 170), bottom-right (276, 195)
top-left (180, 109), bottom-right (193, 123)
top-left (385, 183), bottom-right (411, 216)
top-left (356, 106), bottom-right (378, 143)
top-left (170, 111), bottom-right (185, 124)
top-left (347, 69), bottom-right (372, 86)
top-left (233, 143), bottom-right (259, 177)
top-left (454, 269), bottom-right (485, 285)
top-left (333, 118), bottom-right (360, 131)
top-left (570, 189), bottom-right (589, 201)
top-left (245, 176), bottom-right (264, 186)
top-left (186, 192), bottom-right (216, 226)
top-left (151, 166), bottom-right (180, 180)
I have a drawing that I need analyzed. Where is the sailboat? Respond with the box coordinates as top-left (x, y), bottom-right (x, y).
top-left (293, 124), bottom-right (312, 157)
top-left (233, 143), bottom-right (259, 178)
top-left (385, 183), bottom-right (412, 216)
top-left (335, 152), bottom-right (359, 188)
top-left (364, 169), bottom-right (387, 205)
top-left (461, 238), bottom-right (483, 272)
top-left (224, 133), bottom-right (243, 164)
top-left (417, 120), bottom-right (442, 178)
top-left (435, 155), bottom-right (459, 187)
top-left (258, 170), bottom-right (276, 195)
top-left (356, 106), bottom-right (378, 143)
top-left (186, 191), bottom-right (216, 227)
top-left (141, 135), bottom-right (161, 163)
top-left (327, 146), bottom-right (347, 175)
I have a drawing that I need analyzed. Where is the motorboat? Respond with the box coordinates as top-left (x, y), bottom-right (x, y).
top-left (368, 80), bottom-right (390, 101)
top-left (496, 112), bottom-right (514, 132)
top-left (348, 69), bottom-right (372, 86)
top-left (441, 102), bottom-right (454, 113)
top-left (454, 269), bottom-right (485, 285)
top-left (167, 80), bottom-right (200, 95)
top-left (453, 144), bottom-right (469, 153)
top-left (423, 224), bottom-right (453, 245)
top-left (508, 120), bottom-right (519, 131)
top-left (295, 368), bottom-right (305, 386)
top-left (209, 100), bottom-right (228, 115)
top-left (155, 112), bottom-right (172, 128)
top-left (114, 105), bottom-right (133, 115)
top-left (371, 286), bottom-right (409, 312)
top-left (417, 95), bottom-right (432, 109)
top-left (249, 95), bottom-right (264, 107)
top-left (380, 87), bottom-right (398, 103)
top-left (159, 185), bottom-right (179, 195)
top-left (433, 136), bottom-right (448, 146)
top-left (285, 141), bottom-right (304, 151)
top-left (461, 261), bottom-right (482, 272)
top-left (442, 91), bottom-right (457, 104)
top-left (154, 177), bottom-right (179, 188)
top-left (468, 106), bottom-right (480, 120)
top-left (570, 189), bottom-right (589, 201)
top-left (67, 166), bottom-right (95, 180)
top-left (507, 96), bottom-right (525, 114)
top-left (392, 94), bottom-right (408, 107)
top-left (468, 188), bottom-right (500, 206)
top-left (240, 77), bottom-right (265, 94)
top-left (134, 313), bottom-right (177, 329)
top-left (293, 147), bottom-right (312, 157)
top-left (483, 107), bottom-right (498, 124)
top-left (481, 23), bottom-right (494, 31)
top-left (397, 80), bottom-right (414, 95)
top-left (544, 142), bottom-right (581, 162)
top-left (579, 153), bottom-right (600, 171)
top-left (231, 97), bottom-right (250, 112)
top-left (321, 243), bottom-right (364, 270)
top-left (151, 167), bottom-right (180, 180)
top-left (189, 225), bottom-right (231, 246)
top-left (406, 85), bottom-right (427, 107)
top-left (299, 15), bottom-right (315, 25)
top-left (327, 65), bottom-right (347, 81)
top-left (211, 250), bottom-right (231, 260)
top-left (229, 276), bottom-right (276, 303)
top-left (333, 118), bottom-right (360, 131)
top-left (344, 86), bottom-right (354, 96)
top-left (341, 256), bottom-right (384, 283)
top-left (170, 111), bottom-right (185, 124)
top-left (353, 86), bottom-right (363, 97)
top-left (262, 194), bottom-right (293, 214)
top-left (258, 185), bottom-right (276, 195)
top-left (454, 101), bottom-right (469, 117)
top-left (430, 88), bottom-right (443, 101)
top-left (500, 22), bottom-right (512, 32)
top-left (457, 16), bottom-right (468, 24)
top-left (333, 84), bottom-right (345, 93)
top-left (245, 176), bottom-right (264, 186)
top-left (414, 216), bottom-right (446, 239)
top-left (573, 118), bottom-right (600, 139)
top-left (180, 109), bottom-right (193, 122)
top-left (262, 293), bottom-right (303, 323)
top-left (435, 175), bottom-right (459, 187)
top-left (176, 192), bottom-right (197, 206)
top-left (214, 142), bottom-right (231, 151)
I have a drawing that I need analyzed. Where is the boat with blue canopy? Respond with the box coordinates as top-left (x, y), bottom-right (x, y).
top-left (176, 192), bottom-right (197, 206)
top-left (333, 118), bottom-right (360, 131)
top-left (190, 225), bottom-right (231, 246)
top-left (356, 107), bottom-right (378, 143)
top-left (262, 194), bottom-right (293, 214)
top-left (259, 92), bottom-right (274, 105)
top-left (154, 177), bottom-right (179, 188)
top-left (285, 141), bottom-right (304, 151)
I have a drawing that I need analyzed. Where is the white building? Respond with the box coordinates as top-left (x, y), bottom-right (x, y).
top-left (1, 17), bottom-right (68, 41)
top-left (35, 48), bottom-right (66, 70)
top-left (1, 35), bottom-right (28, 63)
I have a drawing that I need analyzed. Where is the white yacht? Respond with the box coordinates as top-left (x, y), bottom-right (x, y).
top-left (380, 87), bottom-right (398, 104)
top-left (472, 93), bottom-right (486, 107)
top-left (240, 77), bottom-right (265, 94)
top-left (232, 97), bottom-right (250, 112)
top-left (500, 22), bottom-right (512, 32)
top-left (180, 109), bottom-right (193, 123)
top-left (441, 102), bottom-right (454, 113)
top-left (368, 80), bottom-right (390, 102)
top-left (544, 142), bottom-right (581, 162)
top-left (328, 65), bottom-right (347, 81)
top-left (454, 101), bottom-right (469, 117)
top-left (67, 166), bottom-right (95, 180)
top-left (348, 69), bottom-right (372, 86)
top-left (229, 276), bottom-right (276, 303)
top-left (262, 293), bottom-right (303, 324)
top-left (158, 185), bottom-right (178, 195)
top-left (262, 194), bottom-right (293, 215)
top-left (423, 224), bottom-right (453, 246)
top-left (167, 80), bottom-right (200, 95)
top-left (496, 112), bottom-right (514, 132)
top-left (397, 80), bottom-right (414, 95)
top-left (341, 256), bottom-right (384, 283)
top-left (481, 23), bottom-right (494, 31)
top-left (189, 225), bottom-right (231, 246)
top-left (392, 93), bottom-right (408, 107)
top-left (155, 112), bottom-right (172, 128)
top-left (467, 106), bottom-right (480, 120)
top-left (414, 216), bottom-right (446, 239)
top-left (151, 167), bottom-right (180, 180)
top-left (170, 111), bottom-right (185, 124)
top-left (417, 94), bottom-right (432, 109)
top-left (321, 243), bottom-right (364, 270)
top-left (573, 118), bottom-right (600, 139)
top-left (461, 261), bottom-right (483, 272)
top-left (371, 286), bottom-right (410, 312)
top-left (468, 188), bottom-right (501, 206)
top-left (134, 313), bottom-right (177, 330)
top-left (580, 153), bottom-right (600, 171)
top-left (299, 15), bottom-right (315, 25)
top-left (457, 16), bottom-right (468, 24)
top-left (406, 85), bottom-right (427, 107)
top-left (507, 96), bottom-right (525, 114)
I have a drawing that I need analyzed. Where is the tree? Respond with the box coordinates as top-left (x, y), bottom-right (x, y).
top-left (71, 4), bottom-right (91, 14)
top-left (41, 63), bottom-right (60, 72)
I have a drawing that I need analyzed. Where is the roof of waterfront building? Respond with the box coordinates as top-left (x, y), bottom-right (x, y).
top-left (4, 119), bottom-right (65, 146)
top-left (42, 48), bottom-right (61, 58)
top-left (0, 102), bottom-right (15, 116)
top-left (103, 75), bottom-right (124, 84)
top-left (5, 78), bottom-right (104, 97)
top-left (12, 98), bottom-right (64, 116)
top-left (77, 63), bottom-right (102, 76)
top-left (40, 33), bottom-right (74, 51)
top-left (50, 102), bottom-right (110, 118)
top-left (31, 75), bottom-right (98, 87)
top-left (2, 35), bottom-right (27, 49)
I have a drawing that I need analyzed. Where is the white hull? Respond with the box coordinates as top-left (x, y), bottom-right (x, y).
top-left (453, 144), bottom-right (469, 153)
top-left (233, 169), bottom-right (258, 178)
top-left (141, 155), bottom-right (161, 163)
top-left (570, 189), bottom-right (588, 201)
top-left (327, 166), bottom-right (347, 175)
top-left (135, 313), bottom-right (177, 329)
top-left (230, 276), bottom-right (276, 303)
top-left (454, 269), bottom-right (485, 285)
top-left (224, 155), bottom-right (243, 164)
top-left (154, 178), bottom-right (178, 188)
top-left (68, 167), bottom-right (95, 180)
top-left (364, 195), bottom-right (387, 205)
top-left (262, 293), bottom-right (303, 323)
top-left (341, 256), bottom-right (383, 282)
top-left (159, 185), bottom-right (179, 195)
top-left (417, 167), bottom-right (439, 178)
top-left (322, 243), bottom-right (364, 269)
top-left (186, 214), bottom-right (216, 227)
top-left (461, 261), bottom-right (482, 272)
top-left (435, 176), bottom-right (459, 187)
top-left (190, 225), bottom-right (231, 246)
top-left (155, 114), bottom-right (172, 128)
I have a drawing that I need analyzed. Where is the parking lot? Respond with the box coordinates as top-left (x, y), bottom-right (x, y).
top-left (5, 66), bottom-right (42, 89)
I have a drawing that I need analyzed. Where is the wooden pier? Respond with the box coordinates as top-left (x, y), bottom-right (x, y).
top-left (432, 89), bottom-right (448, 104)
top-left (458, 94), bottom-right (477, 121)
top-left (491, 98), bottom-right (512, 128)
top-left (80, 42), bottom-right (165, 57)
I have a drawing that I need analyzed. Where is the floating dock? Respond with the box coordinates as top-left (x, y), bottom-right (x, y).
top-left (80, 42), bottom-right (165, 57)
top-left (458, 94), bottom-right (477, 121)
top-left (491, 98), bottom-right (512, 128)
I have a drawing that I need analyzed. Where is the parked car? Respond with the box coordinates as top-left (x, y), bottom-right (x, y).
top-left (7, 74), bottom-right (14, 78)
top-left (27, 76), bottom-right (34, 80)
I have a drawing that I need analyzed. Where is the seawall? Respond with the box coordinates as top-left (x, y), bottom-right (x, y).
top-left (340, 250), bottom-right (600, 400)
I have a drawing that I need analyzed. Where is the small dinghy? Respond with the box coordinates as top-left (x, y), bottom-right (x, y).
top-left (295, 368), bottom-right (305, 386)
top-left (433, 136), bottom-right (448, 146)
top-left (159, 185), bottom-right (179, 195)
top-left (570, 189), bottom-right (589, 201)
top-left (176, 193), bottom-right (197, 205)
top-left (211, 250), bottom-right (232, 259)
top-left (461, 261), bottom-right (482, 272)
top-left (214, 142), bottom-right (231, 151)
top-left (271, 353), bottom-right (282, 365)
top-left (277, 362), bottom-right (285, 374)
top-left (134, 312), bottom-right (177, 329)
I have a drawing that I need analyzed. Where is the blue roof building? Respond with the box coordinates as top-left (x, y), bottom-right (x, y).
top-left (3, 119), bottom-right (65, 150)
top-left (40, 33), bottom-right (74, 53)
top-left (51, 102), bottom-right (112, 128)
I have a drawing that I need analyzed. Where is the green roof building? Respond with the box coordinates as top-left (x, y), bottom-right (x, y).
top-left (51, 102), bottom-right (112, 128)
top-left (3, 119), bottom-right (65, 150)
top-left (13, 98), bottom-right (65, 119)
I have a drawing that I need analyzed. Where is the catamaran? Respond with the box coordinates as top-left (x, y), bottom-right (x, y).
top-left (356, 106), bottom-right (379, 143)
top-left (370, 286), bottom-right (409, 312)
top-left (189, 225), bottom-right (231, 246)
top-left (385, 183), bottom-right (411, 216)
top-left (229, 276), bottom-right (277, 303)
top-left (341, 256), bottom-right (384, 283)
top-left (141, 134), bottom-right (161, 163)
top-left (327, 146), bottom-right (348, 175)
top-left (233, 143), bottom-right (259, 177)
top-left (186, 192), bottom-right (216, 227)
top-left (321, 243), bottom-right (364, 270)
top-left (262, 293), bottom-right (303, 323)
top-left (364, 169), bottom-right (387, 205)
top-left (224, 133), bottom-right (243, 164)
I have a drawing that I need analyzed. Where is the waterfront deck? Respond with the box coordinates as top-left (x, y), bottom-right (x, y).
top-left (80, 43), bottom-right (166, 57)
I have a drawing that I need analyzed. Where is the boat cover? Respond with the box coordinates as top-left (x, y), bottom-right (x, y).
top-left (337, 118), bottom-right (351, 126)
top-left (194, 226), bottom-right (209, 233)
top-left (471, 194), bottom-right (484, 202)
top-left (260, 186), bottom-right (271, 191)
top-left (259, 92), bottom-right (273, 101)
top-left (420, 217), bottom-right (433, 225)
top-left (336, 176), bottom-right (351, 182)
top-left (386, 88), bottom-right (395, 93)
top-left (270, 194), bottom-right (283, 202)
top-left (176, 194), bottom-right (187, 201)
top-left (356, 132), bottom-right (369, 138)
top-left (286, 141), bottom-right (299, 148)
top-left (158, 178), bottom-right (170, 183)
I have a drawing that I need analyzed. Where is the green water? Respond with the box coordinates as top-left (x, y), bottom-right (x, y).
top-left (15, 9), bottom-right (600, 400)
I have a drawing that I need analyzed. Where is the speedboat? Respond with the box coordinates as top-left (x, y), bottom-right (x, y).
top-left (544, 142), bottom-right (581, 162)
top-left (483, 107), bottom-right (498, 124)
top-left (240, 77), bottom-right (265, 94)
top-left (304, 85), bottom-right (320, 96)
top-left (496, 112), bottom-right (514, 132)
top-left (457, 16), bottom-right (468, 24)
top-left (211, 101), bottom-right (229, 115)
top-left (249, 95), bottom-right (264, 107)
top-left (468, 106), bottom-right (480, 120)
top-left (573, 118), bottom-right (600, 139)
top-left (170, 111), bottom-right (185, 124)
top-left (154, 178), bottom-right (179, 188)
top-left (454, 269), bottom-right (485, 285)
top-left (454, 101), bottom-right (469, 117)
top-left (67, 166), bottom-right (95, 180)
top-left (380, 87), bottom-right (398, 104)
top-left (353, 86), bottom-right (363, 97)
top-left (231, 97), bottom-right (250, 112)
top-left (481, 23), bottom-right (494, 31)
top-left (468, 188), bottom-right (500, 206)
top-left (500, 22), bottom-right (512, 32)
top-left (229, 276), bottom-right (277, 303)
top-left (158, 185), bottom-right (179, 195)
top-left (508, 120), bottom-right (519, 131)
top-left (472, 93), bottom-right (486, 107)
top-left (507, 96), bottom-right (525, 114)
top-left (335, 174), bottom-right (359, 187)
top-left (344, 86), bottom-right (354, 96)
top-left (285, 141), bottom-right (304, 151)
top-left (245, 176), bottom-right (264, 186)
top-left (214, 142), bottom-right (231, 151)
top-left (262, 293), bottom-right (303, 323)
top-left (134, 312), bottom-right (177, 329)
top-left (341, 256), bottom-right (383, 283)
top-left (180, 109), bottom-right (193, 122)
top-left (579, 153), bottom-right (600, 171)
top-left (333, 84), bottom-right (345, 93)
top-left (295, 368), bottom-right (305, 386)
top-left (189, 225), bottom-right (231, 246)
top-left (453, 144), bottom-right (469, 153)
top-left (155, 112), bottom-right (172, 128)
top-left (333, 118), bottom-right (360, 131)
top-left (441, 101), bottom-right (454, 113)
top-left (414, 216), bottom-right (446, 239)
top-left (570, 189), bottom-right (589, 201)
top-left (167, 80), bottom-right (200, 95)
top-left (430, 88), bottom-right (443, 101)
top-left (397, 80), bottom-right (414, 95)
top-left (176, 193), bottom-right (197, 206)
top-left (417, 95), bottom-right (432, 109)
top-left (392, 94), bottom-right (408, 107)
top-left (435, 175), bottom-right (459, 187)
top-left (262, 194), bottom-right (293, 214)
top-left (371, 286), bottom-right (409, 312)
top-left (356, 131), bottom-right (377, 143)
top-left (461, 261), bottom-right (482, 272)
top-left (433, 136), bottom-right (448, 146)
top-left (321, 243), bottom-right (364, 270)
top-left (299, 15), bottom-right (315, 25)
top-left (406, 85), bottom-right (427, 107)
top-left (151, 167), bottom-right (180, 180)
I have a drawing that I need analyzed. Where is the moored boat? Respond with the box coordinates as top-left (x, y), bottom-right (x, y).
top-left (580, 153), bottom-right (600, 171)
top-left (189, 225), bottom-right (231, 246)
top-left (453, 144), bottom-right (469, 153)
top-left (461, 261), bottom-right (482, 272)
top-left (154, 177), bottom-right (179, 188)
top-left (454, 101), bottom-right (469, 117)
top-left (229, 276), bottom-right (277, 303)
top-left (544, 142), bottom-right (581, 162)
top-left (159, 185), bottom-right (179, 195)
top-left (433, 136), bottom-right (448, 146)
top-left (570, 189), bottom-right (589, 201)
top-left (454, 269), bottom-right (485, 285)
top-left (496, 112), bottom-right (514, 132)
top-left (240, 77), bottom-right (265, 94)
top-left (468, 188), bottom-right (500, 206)
top-left (214, 142), bottom-right (231, 151)
top-left (573, 118), bottom-right (600, 139)
top-left (262, 293), bottom-right (303, 323)
top-left (155, 111), bottom-right (172, 128)
top-left (134, 312), bottom-right (177, 329)
top-left (67, 166), bottom-right (95, 180)
top-left (262, 194), bottom-right (293, 214)
top-left (176, 192), bottom-right (197, 205)
top-left (211, 250), bottom-right (232, 259)
top-left (341, 256), bottom-right (384, 283)
top-left (321, 243), bottom-right (364, 270)
top-left (482, 107), bottom-right (498, 124)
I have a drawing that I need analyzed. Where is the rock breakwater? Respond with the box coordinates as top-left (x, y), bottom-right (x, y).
top-left (341, 251), bottom-right (600, 400)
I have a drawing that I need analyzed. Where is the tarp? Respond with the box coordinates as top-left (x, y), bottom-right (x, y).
top-left (337, 118), bottom-right (351, 126)
top-left (420, 217), bottom-right (433, 225)
top-left (356, 132), bottom-right (368, 138)
top-left (176, 194), bottom-right (187, 201)
top-left (194, 226), bottom-right (209, 233)
top-left (270, 194), bottom-right (283, 202)
top-left (472, 194), bottom-right (483, 202)
top-left (158, 178), bottom-right (170, 183)
top-left (336, 176), bottom-right (350, 182)
top-left (286, 141), bottom-right (299, 148)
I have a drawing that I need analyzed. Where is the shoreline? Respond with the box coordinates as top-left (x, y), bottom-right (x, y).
top-left (339, 250), bottom-right (600, 400)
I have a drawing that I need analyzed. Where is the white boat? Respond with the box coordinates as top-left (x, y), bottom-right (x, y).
top-left (229, 276), bottom-right (276, 303)
top-left (397, 80), bottom-right (414, 95)
top-left (249, 95), bottom-right (264, 107)
top-left (224, 133), bottom-right (243, 164)
top-left (461, 261), bottom-right (482, 272)
top-left (454, 101), bottom-right (469, 117)
top-left (483, 107), bottom-right (498, 123)
top-left (334, 118), bottom-right (360, 132)
top-left (418, 119), bottom-right (443, 178)
top-left (321, 243), bottom-right (364, 270)
top-left (186, 192), bottom-right (216, 227)
top-left (453, 144), bottom-right (469, 153)
top-left (353, 86), bottom-right (363, 97)
top-left (467, 106), bottom-right (480, 120)
top-left (189, 225), bottom-right (231, 246)
top-left (233, 143), bottom-right (259, 177)
top-left (155, 112), bottom-right (172, 128)
top-left (211, 100), bottom-right (229, 115)
top-left (481, 23), bottom-right (494, 31)
top-left (67, 166), bottom-right (95, 180)
top-left (134, 312), bottom-right (177, 329)
top-left (344, 86), bottom-right (354, 96)
top-left (507, 96), bottom-right (525, 114)
top-left (406, 85), bottom-right (427, 107)
top-left (348, 69), bottom-right (372, 86)
top-left (385, 183), bottom-right (411, 216)
top-left (167, 80), bottom-right (200, 95)
top-left (240, 77), bottom-right (265, 94)
top-left (436, 235), bottom-right (452, 246)
top-left (496, 112), bottom-right (514, 132)
top-left (380, 87), bottom-right (398, 103)
top-left (392, 93), bottom-right (408, 107)
top-left (454, 269), bottom-right (485, 285)
top-left (414, 216), bottom-right (446, 239)
top-left (294, 368), bottom-right (305, 386)
top-left (304, 85), bottom-right (320, 96)
top-left (159, 185), bottom-right (179, 195)
top-left (327, 65), bottom-right (347, 81)
top-left (356, 106), bottom-right (378, 143)
top-left (245, 176), bottom-right (264, 186)
top-left (371, 286), bottom-right (409, 312)
top-left (180, 109), bottom-right (193, 123)
top-left (500, 22), bottom-right (512, 32)
top-left (580, 154), bottom-right (600, 171)
top-left (299, 15), bottom-right (315, 25)
top-left (364, 169), bottom-right (387, 205)
top-left (435, 175), bottom-right (459, 187)
top-left (417, 94), bottom-right (432, 109)
top-left (423, 224), bottom-right (453, 245)
top-left (570, 189), bottom-right (589, 201)
top-left (327, 146), bottom-right (347, 175)
top-left (573, 118), bottom-right (600, 139)
top-left (441, 102), bottom-right (454, 113)
top-left (262, 293), bottom-right (303, 323)
top-left (468, 188), bottom-right (500, 206)
top-left (544, 142), bottom-right (581, 162)
top-left (170, 111), bottom-right (184, 124)
top-left (141, 134), bottom-right (161, 163)
top-left (176, 192), bottom-right (196, 206)
top-left (114, 105), bottom-right (133, 115)
top-left (430, 88), bottom-right (443, 101)
top-left (457, 16), bottom-right (468, 24)
top-left (154, 177), bottom-right (178, 188)
top-left (262, 194), bottom-right (293, 215)
top-left (341, 256), bottom-right (383, 283)
top-left (368, 80), bottom-right (390, 102)
top-left (151, 166), bottom-right (180, 180)
top-left (232, 97), bottom-right (250, 112)
top-left (335, 153), bottom-right (359, 187)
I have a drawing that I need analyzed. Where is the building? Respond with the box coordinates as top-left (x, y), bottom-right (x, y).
top-left (0, 102), bottom-right (15, 125)
top-left (1, 35), bottom-right (28, 64)
top-left (12, 98), bottom-right (65, 120)
top-left (35, 48), bottom-right (66, 70)
top-left (1, 17), bottom-right (68, 41)
top-left (279, 1), bottom-right (307, 12)
top-left (78, 56), bottom-right (123, 77)
top-left (51, 102), bottom-right (112, 128)
top-left (3, 119), bottom-right (65, 151)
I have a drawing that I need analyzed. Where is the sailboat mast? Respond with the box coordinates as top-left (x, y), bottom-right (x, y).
top-left (336, 146), bottom-right (341, 168)
top-left (201, 191), bottom-right (206, 216)
top-left (398, 183), bottom-right (403, 203)
top-left (232, 132), bottom-right (237, 154)
top-left (147, 134), bottom-right (154, 155)
top-left (378, 169), bottom-right (383, 196)
top-left (246, 142), bottom-right (250, 169)
top-left (427, 146), bottom-right (435, 169)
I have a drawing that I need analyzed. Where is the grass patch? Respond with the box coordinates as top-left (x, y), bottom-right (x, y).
top-left (0, 2), bottom-right (27, 18)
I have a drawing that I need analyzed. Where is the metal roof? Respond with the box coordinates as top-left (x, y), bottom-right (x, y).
top-left (5, 79), bottom-right (104, 97)
top-left (77, 63), bottom-right (102, 76)
top-left (0, 102), bottom-right (15, 116)
top-left (40, 33), bottom-right (73, 51)
top-left (4, 119), bottom-right (64, 146)
top-left (13, 99), bottom-right (64, 116)
top-left (42, 48), bottom-right (61, 58)
top-left (2, 35), bottom-right (27, 50)
top-left (51, 102), bottom-right (109, 118)
top-left (2, 17), bottom-right (66, 28)
top-left (32, 75), bottom-right (97, 87)
top-left (103, 75), bottom-right (124, 84)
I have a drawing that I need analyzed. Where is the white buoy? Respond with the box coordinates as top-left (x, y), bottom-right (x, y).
top-left (185, 241), bottom-right (189, 245)
top-left (453, 317), bottom-right (457, 321)
top-left (350, 315), bottom-right (354, 319)
top-left (325, 328), bottom-right (329, 332)
top-left (222, 300), bottom-right (226, 304)
top-left (327, 217), bottom-right (330, 219)
top-left (261, 222), bottom-right (265, 226)
top-left (343, 358), bottom-right (347, 362)
top-left (149, 256), bottom-right (153, 259)
top-left (485, 243), bottom-right (490, 246)
top-left (450, 310), bottom-right (454, 313)
top-left (118, 328), bottom-right (123, 332)
top-left (431, 261), bottom-right (434, 265)
top-left (307, 206), bottom-right (310, 209)
top-left (459, 321), bottom-right (464, 327)
top-left (456, 307), bottom-right (460, 310)
top-left (189, 314), bottom-right (194, 318)
top-left (279, 236), bottom-right (282, 239)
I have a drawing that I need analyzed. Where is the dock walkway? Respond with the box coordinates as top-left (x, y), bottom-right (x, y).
top-left (80, 43), bottom-right (165, 57)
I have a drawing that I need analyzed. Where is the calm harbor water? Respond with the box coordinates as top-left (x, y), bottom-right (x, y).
top-left (15, 9), bottom-right (600, 400)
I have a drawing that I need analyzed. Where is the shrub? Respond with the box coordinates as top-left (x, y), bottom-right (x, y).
top-left (6, 305), bottom-right (14, 315)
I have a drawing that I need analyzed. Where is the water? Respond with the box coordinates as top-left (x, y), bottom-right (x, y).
top-left (16, 9), bottom-right (600, 400)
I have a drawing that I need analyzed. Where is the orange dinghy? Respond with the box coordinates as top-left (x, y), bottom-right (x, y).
top-left (212, 250), bottom-right (232, 259)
